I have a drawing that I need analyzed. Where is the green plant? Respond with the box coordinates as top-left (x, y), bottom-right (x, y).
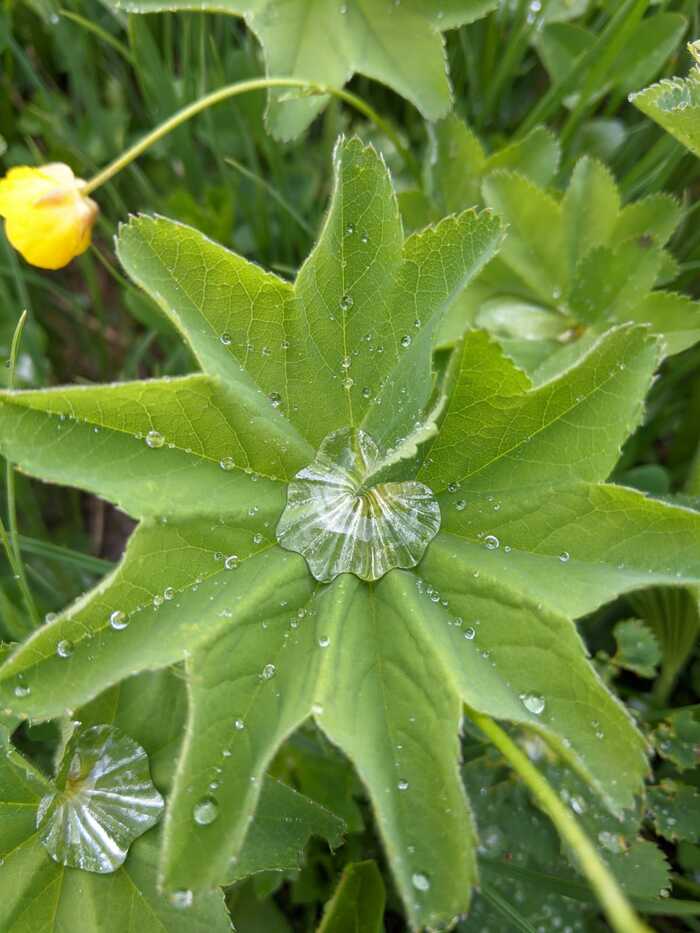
top-left (2, 133), bottom-right (700, 930)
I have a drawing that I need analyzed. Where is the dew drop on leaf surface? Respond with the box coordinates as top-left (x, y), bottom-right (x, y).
top-left (145, 430), bottom-right (164, 449)
top-left (276, 428), bottom-right (441, 583)
top-left (193, 796), bottom-right (219, 826)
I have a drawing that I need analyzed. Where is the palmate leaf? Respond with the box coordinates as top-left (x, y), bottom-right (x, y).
top-left (1, 137), bottom-right (700, 929)
top-left (112, 0), bottom-right (497, 139)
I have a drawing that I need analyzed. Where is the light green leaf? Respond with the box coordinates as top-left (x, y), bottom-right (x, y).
top-left (314, 574), bottom-right (477, 930)
top-left (624, 291), bottom-right (700, 357)
top-left (482, 171), bottom-right (567, 304)
top-left (568, 240), bottom-right (662, 325)
top-left (112, 0), bottom-right (497, 139)
top-left (561, 156), bottom-right (620, 276)
top-left (612, 13), bottom-right (688, 95)
top-left (424, 116), bottom-right (559, 217)
top-left (318, 861), bottom-right (385, 933)
top-left (631, 66), bottom-right (700, 160)
top-left (0, 522), bottom-right (311, 720)
top-left (611, 193), bottom-right (683, 247)
top-left (0, 375), bottom-right (303, 518)
top-left (420, 325), bottom-right (657, 494)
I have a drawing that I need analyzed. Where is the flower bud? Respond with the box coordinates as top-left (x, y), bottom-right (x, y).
top-left (0, 163), bottom-right (99, 270)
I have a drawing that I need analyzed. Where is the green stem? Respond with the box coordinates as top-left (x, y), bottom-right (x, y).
top-left (1, 311), bottom-right (41, 631)
top-left (81, 77), bottom-right (419, 195)
top-left (467, 710), bottom-right (651, 933)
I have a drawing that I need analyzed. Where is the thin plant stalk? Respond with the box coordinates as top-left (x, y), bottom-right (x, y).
top-left (81, 77), bottom-right (420, 195)
top-left (1, 311), bottom-right (41, 631)
top-left (466, 709), bottom-right (651, 933)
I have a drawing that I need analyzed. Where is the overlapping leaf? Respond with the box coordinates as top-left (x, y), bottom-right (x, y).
top-left (112, 0), bottom-right (497, 139)
top-left (1, 136), bottom-right (699, 929)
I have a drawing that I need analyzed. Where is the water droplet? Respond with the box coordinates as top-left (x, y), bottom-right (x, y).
top-left (234, 719), bottom-right (245, 731)
top-left (464, 627), bottom-right (476, 640)
top-left (145, 430), bottom-right (164, 449)
top-left (14, 684), bottom-right (30, 698)
top-left (455, 499), bottom-right (466, 511)
top-left (312, 702), bottom-right (324, 716)
top-left (345, 223), bottom-right (355, 235)
top-left (163, 587), bottom-right (175, 601)
top-left (109, 610), bottom-right (128, 631)
top-left (520, 693), bottom-right (545, 715)
top-left (220, 332), bottom-right (232, 346)
top-left (276, 429), bottom-right (440, 583)
top-left (339, 294), bottom-right (354, 312)
top-left (170, 890), bottom-right (193, 909)
top-left (318, 635), bottom-right (330, 648)
top-left (484, 535), bottom-right (500, 550)
top-left (261, 663), bottom-right (276, 680)
top-left (342, 377), bottom-right (354, 390)
top-left (193, 797), bottom-right (219, 826)
top-left (412, 872), bottom-right (430, 892)
top-left (219, 456), bottom-right (235, 471)
top-left (56, 640), bottom-right (73, 659)
top-left (45, 612), bottom-right (57, 624)
top-left (400, 335), bottom-right (412, 349)
top-left (362, 386), bottom-right (371, 399)
top-left (152, 594), bottom-right (164, 609)
top-left (559, 551), bottom-right (570, 563)
top-left (269, 392), bottom-right (282, 408)
top-left (224, 555), bottom-right (240, 570)
top-left (398, 779), bottom-right (409, 791)
top-left (361, 232), bottom-right (369, 244)
top-left (252, 533), bottom-right (263, 545)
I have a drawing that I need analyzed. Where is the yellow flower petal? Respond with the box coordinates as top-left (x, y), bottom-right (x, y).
top-left (0, 163), bottom-right (99, 270)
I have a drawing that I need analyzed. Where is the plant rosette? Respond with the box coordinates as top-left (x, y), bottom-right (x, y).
top-left (1, 138), bottom-right (699, 929)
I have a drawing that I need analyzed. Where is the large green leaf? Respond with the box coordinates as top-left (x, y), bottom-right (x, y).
top-left (111, 0), bottom-right (497, 139)
top-left (1, 136), bottom-right (699, 929)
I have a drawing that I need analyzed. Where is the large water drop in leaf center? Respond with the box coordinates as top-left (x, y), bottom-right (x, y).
top-left (276, 428), bottom-right (440, 583)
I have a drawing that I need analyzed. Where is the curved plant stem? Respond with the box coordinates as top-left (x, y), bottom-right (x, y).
top-left (1, 311), bottom-right (40, 632)
top-left (467, 709), bottom-right (651, 933)
top-left (81, 77), bottom-right (419, 195)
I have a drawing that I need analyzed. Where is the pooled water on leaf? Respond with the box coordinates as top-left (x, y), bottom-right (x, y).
top-left (276, 428), bottom-right (441, 583)
top-left (36, 724), bottom-right (164, 873)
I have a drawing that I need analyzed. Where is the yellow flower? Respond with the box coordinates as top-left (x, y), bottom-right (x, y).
top-left (0, 163), bottom-right (98, 270)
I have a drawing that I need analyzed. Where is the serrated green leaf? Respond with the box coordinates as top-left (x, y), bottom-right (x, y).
top-left (652, 710), bottom-right (700, 772)
top-left (611, 193), bottom-right (683, 247)
top-left (423, 116), bottom-right (559, 220)
top-left (482, 171), bottom-right (567, 305)
top-left (612, 619), bottom-right (661, 679)
top-left (111, 0), bottom-right (497, 139)
top-left (225, 778), bottom-right (345, 883)
top-left (631, 66), bottom-right (700, 159)
top-left (648, 782), bottom-right (700, 844)
top-left (562, 157), bottom-right (620, 276)
top-left (318, 861), bottom-right (385, 933)
top-left (568, 240), bottom-right (662, 325)
top-left (0, 375), bottom-right (303, 518)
